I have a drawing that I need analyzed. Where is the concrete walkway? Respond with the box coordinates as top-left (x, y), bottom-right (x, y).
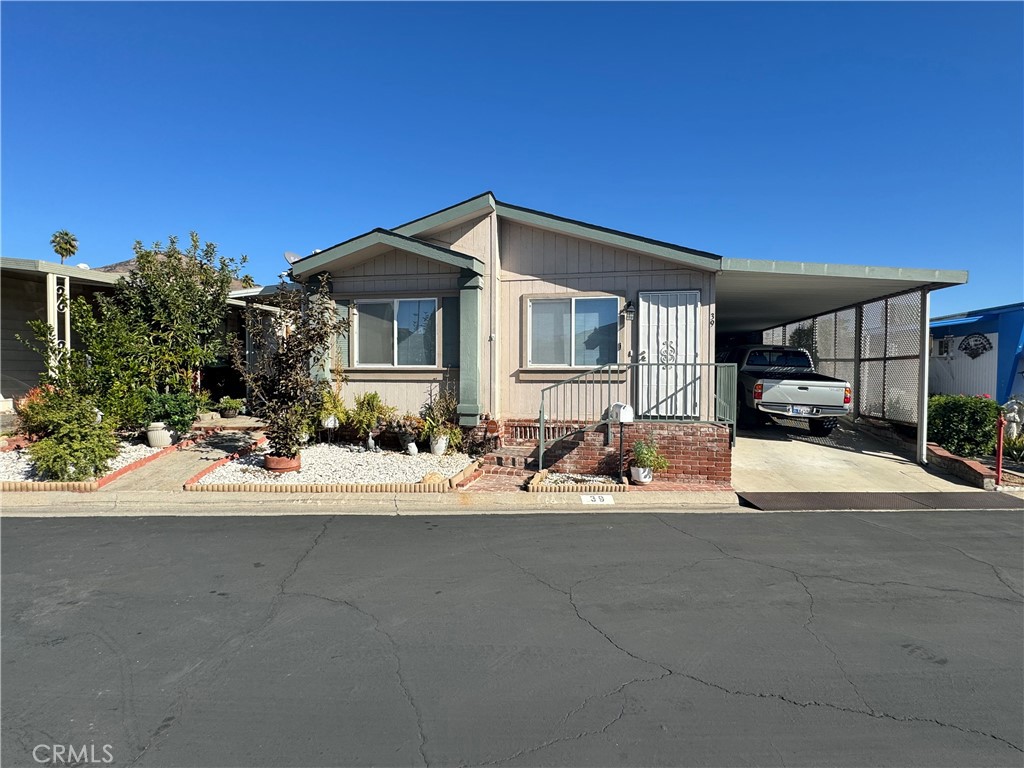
top-left (100, 431), bottom-right (257, 492)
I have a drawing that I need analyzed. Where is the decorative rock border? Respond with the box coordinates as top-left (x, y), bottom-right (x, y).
top-left (184, 446), bottom-right (483, 493)
top-left (1, 436), bottom-right (201, 493)
top-left (526, 469), bottom-right (626, 493)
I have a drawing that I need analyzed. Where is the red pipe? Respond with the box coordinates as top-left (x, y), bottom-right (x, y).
top-left (996, 413), bottom-right (1005, 487)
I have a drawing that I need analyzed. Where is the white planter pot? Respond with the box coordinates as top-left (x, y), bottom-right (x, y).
top-left (406, 442), bottom-right (418, 456)
top-left (630, 466), bottom-right (653, 485)
top-left (146, 422), bottom-right (173, 448)
top-left (430, 435), bottom-right (448, 455)
top-left (321, 414), bottom-right (340, 429)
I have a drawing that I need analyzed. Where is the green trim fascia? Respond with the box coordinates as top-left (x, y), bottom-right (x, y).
top-left (292, 229), bottom-right (484, 279)
top-left (392, 192), bottom-right (496, 237)
top-left (721, 258), bottom-right (968, 286)
top-left (494, 202), bottom-right (721, 272)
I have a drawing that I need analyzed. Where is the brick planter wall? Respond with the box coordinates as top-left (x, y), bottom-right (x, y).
top-left (545, 422), bottom-right (731, 486)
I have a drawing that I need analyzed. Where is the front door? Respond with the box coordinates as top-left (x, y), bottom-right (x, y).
top-left (637, 291), bottom-right (700, 418)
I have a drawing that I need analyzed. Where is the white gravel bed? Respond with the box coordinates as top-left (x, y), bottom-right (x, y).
top-left (543, 471), bottom-right (618, 486)
top-left (198, 443), bottom-right (475, 485)
top-left (0, 439), bottom-right (164, 482)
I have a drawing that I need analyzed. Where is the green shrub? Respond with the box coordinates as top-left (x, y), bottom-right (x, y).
top-left (26, 396), bottom-right (118, 481)
top-left (1003, 434), bottom-right (1024, 463)
top-left (928, 394), bottom-right (999, 457)
top-left (146, 391), bottom-right (201, 434)
top-left (348, 392), bottom-right (397, 439)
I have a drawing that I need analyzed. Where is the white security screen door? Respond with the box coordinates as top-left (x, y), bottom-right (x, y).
top-left (637, 291), bottom-right (700, 417)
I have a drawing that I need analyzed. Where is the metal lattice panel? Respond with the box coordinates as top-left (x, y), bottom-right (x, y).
top-left (884, 358), bottom-right (920, 422)
top-left (886, 292), bottom-right (922, 358)
top-left (860, 300), bottom-right (886, 359)
top-left (815, 314), bottom-right (836, 359)
top-left (859, 360), bottom-right (886, 418)
top-left (835, 309), bottom-right (856, 354)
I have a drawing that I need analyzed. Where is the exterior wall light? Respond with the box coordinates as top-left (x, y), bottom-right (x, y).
top-left (621, 300), bottom-right (636, 321)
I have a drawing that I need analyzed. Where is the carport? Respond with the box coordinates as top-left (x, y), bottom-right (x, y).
top-left (714, 258), bottom-right (968, 464)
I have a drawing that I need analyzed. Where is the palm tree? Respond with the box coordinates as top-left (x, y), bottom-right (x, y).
top-left (50, 230), bottom-right (78, 264)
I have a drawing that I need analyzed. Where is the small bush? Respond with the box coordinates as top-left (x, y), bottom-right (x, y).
top-left (146, 391), bottom-right (201, 434)
top-left (14, 385), bottom-right (61, 439)
top-left (1003, 434), bottom-right (1024, 463)
top-left (26, 397), bottom-right (118, 481)
top-left (928, 394), bottom-right (999, 457)
top-left (348, 392), bottom-right (397, 438)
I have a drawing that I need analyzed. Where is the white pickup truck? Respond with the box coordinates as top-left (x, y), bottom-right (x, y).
top-left (720, 345), bottom-right (852, 436)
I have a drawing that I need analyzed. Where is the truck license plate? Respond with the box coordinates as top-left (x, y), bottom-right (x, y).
top-left (792, 406), bottom-right (812, 415)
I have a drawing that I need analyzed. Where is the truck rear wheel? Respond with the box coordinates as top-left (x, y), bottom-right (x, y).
top-left (808, 418), bottom-right (838, 437)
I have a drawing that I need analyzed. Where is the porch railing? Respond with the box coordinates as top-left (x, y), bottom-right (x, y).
top-left (537, 362), bottom-right (737, 470)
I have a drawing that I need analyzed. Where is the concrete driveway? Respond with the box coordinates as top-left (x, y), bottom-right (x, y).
top-left (732, 418), bottom-right (972, 493)
top-left (3, 512), bottom-right (1021, 767)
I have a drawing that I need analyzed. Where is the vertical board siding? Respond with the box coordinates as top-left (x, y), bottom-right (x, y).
top-left (342, 373), bottom-right (461, 417)
top-left (928, 333), bottom-right (1000, 399)
top-left (498, 220), bottom-right (717, 419)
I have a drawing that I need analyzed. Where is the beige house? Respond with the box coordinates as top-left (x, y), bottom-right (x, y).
top-left (290, 192), bottom-right (724, 433)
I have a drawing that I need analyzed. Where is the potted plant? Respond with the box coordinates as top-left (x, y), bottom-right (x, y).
top-left (319, 389), bottom-right (347, 430)
top-left (231, 274), bottom-right (348, 473)
top-left (420, 418), bottom-right (463, 455)
top-left (217, 396), bottom-right (245, 419)
top-left (630, 438), bottom-right (669, 485)
top-left (144, 390), bottom-right (200, 447)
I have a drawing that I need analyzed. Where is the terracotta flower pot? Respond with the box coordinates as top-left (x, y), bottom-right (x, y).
top-left (264, 454), bottom-right (301, 473)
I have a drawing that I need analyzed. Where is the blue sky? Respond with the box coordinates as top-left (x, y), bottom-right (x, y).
top-left (2, 2), bottom-right (1021, 318)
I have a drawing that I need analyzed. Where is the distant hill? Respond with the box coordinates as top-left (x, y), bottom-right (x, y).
top-left (94, 256), bottom-right (253, 291)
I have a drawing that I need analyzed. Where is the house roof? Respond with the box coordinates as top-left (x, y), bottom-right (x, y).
top-left (300, 191), bottom-right (723, 275)
top-left (290, 228), bottom-right (485, 280)
top-left (931, 301), bottom-right (1024, 323)
top-left (290, 193), bottom-right (970, 333)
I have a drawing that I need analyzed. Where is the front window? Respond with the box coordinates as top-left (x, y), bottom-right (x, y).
top-left (529, 297), bottom-right (618, 367)
top-left (356, 299), bottom-right (437, 366)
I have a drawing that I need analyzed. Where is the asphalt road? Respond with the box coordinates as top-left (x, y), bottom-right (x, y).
top-left (2, 511), bottom-right (1022, 768)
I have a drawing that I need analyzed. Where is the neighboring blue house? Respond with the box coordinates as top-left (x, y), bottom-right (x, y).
top-left (929, 302), bottom-right (1024, 403)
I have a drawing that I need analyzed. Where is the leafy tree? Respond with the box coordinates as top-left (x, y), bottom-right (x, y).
top-left (115, 232), bottom-right (252, 392)
top-left (50, 229), bottom-right (78, 264)
top-left (232, 276), bottom-right (347, 458)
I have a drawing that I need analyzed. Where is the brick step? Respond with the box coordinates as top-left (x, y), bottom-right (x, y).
top-left (482, 445), bottom-right (539, 470)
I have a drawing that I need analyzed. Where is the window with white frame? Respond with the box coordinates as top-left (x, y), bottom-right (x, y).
top-left (356, 299), bottom-right (438, 366)
top-left (528, 296), bottom-right (618, 367)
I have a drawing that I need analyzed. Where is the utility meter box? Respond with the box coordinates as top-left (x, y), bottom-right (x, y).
top-left (610, 402), bottom-right (634, 423)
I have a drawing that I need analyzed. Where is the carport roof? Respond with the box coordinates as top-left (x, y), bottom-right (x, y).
top-left (716, 258), bottom-right (968, 334)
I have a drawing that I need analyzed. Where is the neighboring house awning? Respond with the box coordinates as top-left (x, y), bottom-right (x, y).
top-left (930, 316), bottom-right (983, 330)
top-left (716, 259), bottom-right (969, 334)
top-left (0, 257), bottom-right (123, 287)
top-left (291, 228), bottom-right (484, 280)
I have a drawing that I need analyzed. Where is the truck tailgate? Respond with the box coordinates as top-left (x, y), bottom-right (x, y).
top-left (762, 379), bottom-right (847, 407)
